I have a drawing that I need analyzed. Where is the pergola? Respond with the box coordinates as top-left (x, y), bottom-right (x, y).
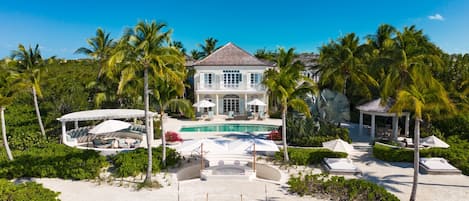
top-left (57, 109), bottom-right (156, 146)
top-left (356, 99), bottom-right (410, 143)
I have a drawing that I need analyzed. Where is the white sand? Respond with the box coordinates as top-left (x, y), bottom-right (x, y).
top-left (35, 177), bottom-right (323, 201)
top-left (36, 119), bottom-right (469, 201)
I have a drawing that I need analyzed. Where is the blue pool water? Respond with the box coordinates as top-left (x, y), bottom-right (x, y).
top-left (179, 124), bottom-right (278, 133)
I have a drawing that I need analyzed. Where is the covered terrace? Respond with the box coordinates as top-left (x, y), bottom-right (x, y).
top-left (357, 99), bottom-right (410, 143)
top-left (57, 109), bottom-right (156, 153)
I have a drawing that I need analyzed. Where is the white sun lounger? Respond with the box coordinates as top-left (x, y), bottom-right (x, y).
top-left (419, 157), bottom-right (461, 175)
top-left (323, 158), bottom-right (361, 175)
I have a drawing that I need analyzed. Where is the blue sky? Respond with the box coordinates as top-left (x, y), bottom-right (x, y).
top-left (1, 0), bottom-right (468, 58)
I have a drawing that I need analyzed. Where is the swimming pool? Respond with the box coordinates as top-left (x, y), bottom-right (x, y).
top-left (179, 123), bottom-right (278, 133)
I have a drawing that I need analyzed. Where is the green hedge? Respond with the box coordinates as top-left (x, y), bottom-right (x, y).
top-left (111, 146), bottom-right (181, 178)
top-left (373, 139), bottom-right (469, 175)
top-left (0, 179), bottom-right (60, 201)
top-left (288, 173), bottom-right (399, 201)
top-left (0, 143), bottom-right (107, 180)
top-left (275, 147), bottom-right (347, 165)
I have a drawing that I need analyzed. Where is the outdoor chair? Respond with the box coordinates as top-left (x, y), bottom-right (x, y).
top-left (258, 112), bottom-right (265, 120)
top-left (196, 112), bottom-right (203, 120)
top-left (118, 139), bottom-right (130, 148)
top-left (206, 111), bottom-right (214, 121)
top-left (247, 111), bottom-right (254, 120)
top-left (226, 111), bottom-right (235, 120)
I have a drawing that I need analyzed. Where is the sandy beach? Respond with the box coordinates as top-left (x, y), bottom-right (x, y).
top-left (33, 119), bottom-right (469, 201)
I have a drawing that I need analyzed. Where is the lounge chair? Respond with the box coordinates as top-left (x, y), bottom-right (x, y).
top-left (420, 158), bottom-right (461, 175)
top-left (118, 139), bottom-right (130, 148)
top-left (226, 111), bottom-right (234, 120)
top-left (323, 158), bottom-right (361, 175)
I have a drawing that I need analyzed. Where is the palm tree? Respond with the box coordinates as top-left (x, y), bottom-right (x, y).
top-left (380, 25), bottom-right (444, 99)
top-left (10, 44), bottom-right (46, 136)
top-left (152, 74), bottom-right (193, 165)
top-left (318, 33), bottom-right (377, 97)
top-left (390, 66), bottom-right (455, 201)
top-left (263, 48), bottom-right (317, 162)
top-left (75, 28), bottom-right (115, 78)
top-left (109, 20), bottom-right (184, 184)
top-left (0, 70), bottom-right (24, 161)
top-left (198, 37), bottom-right (219, 58)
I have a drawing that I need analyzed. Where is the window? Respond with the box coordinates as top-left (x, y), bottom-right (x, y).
top-left (250, 73), bottom-right (261, 87)
top-left (204, 73), bottom-right (213, 88)
top-left (223, 70), bottom-right (241, 88)
top-left (223, 95), bottom-right (239, 113)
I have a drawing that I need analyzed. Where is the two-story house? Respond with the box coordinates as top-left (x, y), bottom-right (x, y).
top-left (191, 42), bottom-right (273, 115)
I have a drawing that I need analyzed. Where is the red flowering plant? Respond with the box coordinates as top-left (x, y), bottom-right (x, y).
top-left (267, 130), bottom-right (282, 140)
top-left (165, 131), bottom-right (183, 143)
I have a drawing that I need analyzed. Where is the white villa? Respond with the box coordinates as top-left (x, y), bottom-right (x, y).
top-left (191, 42), bottom-right (273, 115)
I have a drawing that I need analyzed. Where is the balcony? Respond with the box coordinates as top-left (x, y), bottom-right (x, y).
top-left (198, 82), bottom-right (265, 91)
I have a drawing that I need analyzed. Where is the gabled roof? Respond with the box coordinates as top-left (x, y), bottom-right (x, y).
top-left (192, 42), bottom-right (272, 66)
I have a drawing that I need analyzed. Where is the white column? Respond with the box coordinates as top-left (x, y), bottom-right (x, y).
top-left (405, 114), bottom-right (410, 137)
top-left (263, 93), bottom-right (268, 114)
top-left (244, 93), bottom-right (248, 113)
top-left (74, 121), bottom-right (78, 129)
top-left (215, 94), bottom-right (219, 115)
top-left (370, 114), bottom-right (375, 144)
top-left (197, 94), bottom-right (200, 112)
top-left (392, 114), bottom-right (399, 141)
top-left (61, 121), bottom-right (67, 144)
top-left (359, 111), bottom-right (363, 135)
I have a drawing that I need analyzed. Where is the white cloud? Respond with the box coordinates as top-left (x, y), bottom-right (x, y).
top-left (428, 13), bottom-right (444, 21)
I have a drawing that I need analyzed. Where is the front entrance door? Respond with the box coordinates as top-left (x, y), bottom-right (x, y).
top-left (223, 95), bottom-right (239, 114)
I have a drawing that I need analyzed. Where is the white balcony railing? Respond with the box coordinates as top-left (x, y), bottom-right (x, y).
top-left (198, 81), bottom-right (264, 91)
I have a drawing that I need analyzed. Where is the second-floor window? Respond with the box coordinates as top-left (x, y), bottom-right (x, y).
top-left (204, 73), bottom-right (213, 88)
top-left (250, 73), bottom-right (261, 87)
top-left (223, 70), bottom-right (241, 88)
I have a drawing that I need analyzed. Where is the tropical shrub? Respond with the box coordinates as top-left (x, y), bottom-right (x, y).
top-left (111, 146), bottom-right (181, 178)
top-left (286, 116), bottom-right (351, 147)
top-left (288, 173), bottom-right (399, 201)
top-left (432, 114), bottom-right (469, 140)
top-left (0, 143), bottom-right (107, 180)
top-left (0, 179), bottom-right (60, 201)
top-left (275, 147), bottom-right (347, 165)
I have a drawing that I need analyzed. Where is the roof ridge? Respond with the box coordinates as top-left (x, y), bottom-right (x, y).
top-left (193, 42), bottom-right (272, 66)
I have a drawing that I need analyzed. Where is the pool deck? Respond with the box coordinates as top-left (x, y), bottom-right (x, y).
top-left (162, 116), bottom-right (281, 142)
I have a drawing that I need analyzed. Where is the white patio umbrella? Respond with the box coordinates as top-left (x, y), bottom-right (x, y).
top-left (192, 100), bottom-right (215, 108)
top-left (247, 98), bottom-right (266, 106)
top-left (421, 135), bottom-right (450, 148)
top-left (228, 138), bottom-right (279, 153)
top-left (322, 139), bottom-right (354, 154)
top-left (89, 120), bottom-right (131, 134)
top-left (176, 138), bottom-right (228, 155)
